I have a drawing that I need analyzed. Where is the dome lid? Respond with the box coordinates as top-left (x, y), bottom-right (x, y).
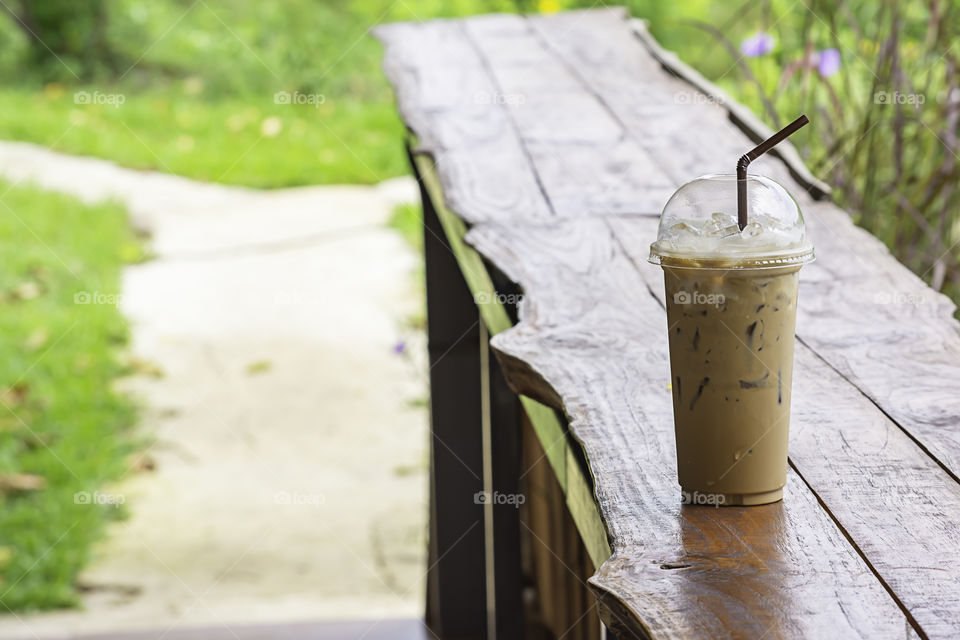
top-left (648, 174), bottom-right (814, 270)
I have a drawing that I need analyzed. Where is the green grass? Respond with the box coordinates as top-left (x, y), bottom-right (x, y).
top-left (0, 0), bottom-right (519, 187)
top-left (0, 183), bottom-right (142, 610)
top-left (0, 88), bottom-right (406, 187)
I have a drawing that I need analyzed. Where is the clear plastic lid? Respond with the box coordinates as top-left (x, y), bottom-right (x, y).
top-left (648, 174), bottom-right (815, 270)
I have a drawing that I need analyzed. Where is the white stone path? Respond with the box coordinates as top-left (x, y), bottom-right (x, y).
top-left (0, 141), bottom-right (429, 638)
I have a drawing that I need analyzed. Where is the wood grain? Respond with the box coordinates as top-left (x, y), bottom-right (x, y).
top-left (527, 8), bottom-right (815, 207)
top-left (531, 8), bottom-right (960, 484)
top-left (612, 214), bottom-right (960, 639)
top-left (376, 21), bottom-right (553, 223)
top-left (798, 201), bottom-right (960, 476)
top-left (528, 18), bottom-right (960, 637)
top-left (467, 217), bottom-right (911, 639)
top-left (462, 14), bottom-right (677, 217)
top-left (381, 7), bottom-right (960, 638)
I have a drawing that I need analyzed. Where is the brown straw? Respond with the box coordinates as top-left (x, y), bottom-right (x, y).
top-left (737, 114), bottom-right (809, 230)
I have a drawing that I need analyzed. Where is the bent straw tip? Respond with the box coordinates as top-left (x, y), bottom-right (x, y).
top-left (736, 113), bottom-right (811, 230)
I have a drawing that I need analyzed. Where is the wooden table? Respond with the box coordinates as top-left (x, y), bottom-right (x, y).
top-left (377, 8), bottom-right (960, 640)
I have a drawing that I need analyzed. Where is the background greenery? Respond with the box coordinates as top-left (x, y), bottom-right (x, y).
top-left (0, 0), bottom-right (956, 611)
top-left (2, 0), bottom-right (955, 296)
top-left (616, 0), bottom-right (960, 304)
top-left (0, 0), bottom-right (516, 187)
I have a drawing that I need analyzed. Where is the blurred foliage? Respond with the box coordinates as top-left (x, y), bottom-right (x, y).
top-left (389, 203), bottom-right (428, 331)
top-left (0, 0), bottom-right (519, 186)
top-left (568, 0), bottom-right (960, 305)
top-left (0, 0), bottom-right (121, 78)
top-left (388, 203), bottom-right (425, 253)
top-left (0, 0), bottom-right (957, 290)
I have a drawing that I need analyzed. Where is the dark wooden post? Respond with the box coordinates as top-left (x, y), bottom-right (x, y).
top-left (480, 320), bottom-right (524, 640)
top-left (419, 161), bottom-right (487, 640)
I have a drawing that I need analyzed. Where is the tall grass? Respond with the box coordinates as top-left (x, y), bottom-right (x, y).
top-left (612, 0), bottom-right (960, 306)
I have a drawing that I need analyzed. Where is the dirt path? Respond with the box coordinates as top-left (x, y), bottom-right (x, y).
top-left (0, 142), bottom-right (428, 638)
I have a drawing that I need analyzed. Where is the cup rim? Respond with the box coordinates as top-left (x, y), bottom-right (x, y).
top-left (648, 245), bottom-right (815, 270)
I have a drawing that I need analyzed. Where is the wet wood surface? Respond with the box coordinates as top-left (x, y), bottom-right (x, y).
top-left (379, 7), bottom-right (960, 639)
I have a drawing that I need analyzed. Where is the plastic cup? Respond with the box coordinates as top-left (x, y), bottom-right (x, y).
top-left (649, 174), bottom-right (814, 506)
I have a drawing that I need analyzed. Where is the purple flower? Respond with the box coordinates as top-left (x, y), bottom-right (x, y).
top-left (740, 32), bottom-right (776, 57)
top-left (817, 48), bottom-right (841, 77)
top-left (392, 340), bottom-right (406, 355)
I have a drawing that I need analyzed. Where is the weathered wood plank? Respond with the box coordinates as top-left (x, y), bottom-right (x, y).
top-left (383, 7), bottom-right (960, 638)
top-left (527, 11), bottom-right (738, 182)
top-left (522, 414), bottom-right (604, 640)
top-left (612, 214), bottom-right (960, 638)
top-left (466, 217), bottom-right (912, 638)
top-left (413, 153), bottom-right (513, 335)
top-left (481, 321), bottom-right (525, 640)
top-left (531, 8), bottom-right (960, 486)
top-left (527, 8), bottom-right (813, 205)
top-left (528, 15), bottom-right (960, 636)
top-left (376, 21), bottom-right (553, 223)
top-left (462, 14), bottom-right (676, 216)
top-left (798, 201), bottom-right (960, 476)
top-left (416, 138), bottom-right (611, 571)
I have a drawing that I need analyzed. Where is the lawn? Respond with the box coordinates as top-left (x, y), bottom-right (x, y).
top-left (0, 87), bottom-right (405, 187)
top-left (0, 1), bottom-right (743, 188)
top-left (0, 182), bottom-right (144, 610)
top-left (0, 0), bottom-right (519, 187)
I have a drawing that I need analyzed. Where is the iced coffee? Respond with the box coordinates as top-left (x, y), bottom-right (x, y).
top-left (649, 174), bottom-right (814, 506)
